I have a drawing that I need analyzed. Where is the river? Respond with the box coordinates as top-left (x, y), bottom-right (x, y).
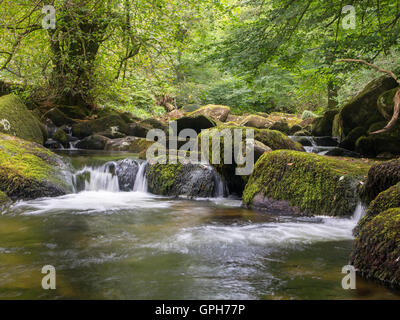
top-left (0, 151), bottom-right (399, 299)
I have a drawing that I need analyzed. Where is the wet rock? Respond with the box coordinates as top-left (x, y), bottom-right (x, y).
top-left (313, 136), bottom-right (338, 147)
top-left (338, 127), bottom-right (366, 151)
top-left (44, 138), bottom-right (64, 150)
top-left (146, 161), bottom-right (217, 197)
top-left (114, 159), bottom-right (141, 191)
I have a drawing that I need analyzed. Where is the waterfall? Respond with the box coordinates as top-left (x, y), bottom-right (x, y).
top-left (213, 171), bottom-right (228, 198)
top-left (133, 162), bottom-right (148, 192)
top-left (73, 162), bottom-right (120, 192)
top-left (352, 202), bottom-right (367, 222)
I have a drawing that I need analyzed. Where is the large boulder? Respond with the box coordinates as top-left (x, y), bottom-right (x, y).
top-left (239, 115), bottom-right (272, 129)
top-left (0, 94), bottom-right (44, 144)
top-left (311, 110), bottom-right (338, 137)
top-left (188, 104), bottom-right (230, 122)
top-left (72, 115), bottom-right (129, 139)
top-left (338, 127), bottom-right (366, 151)
top-left (355, 182), bottom-right (400, 236)
top-left (176, 114), bottom-right (216, 134)
top-left (42, 107), bottom-right (76, 127)
top-left (351, 208), bottom-right (400, 288)
top-left (104, 136), bottom-right (154, 153)
top-left (333, 76), bottom-right (398, 141)
top-left (76, 134), bottom-right (110, 150)
top-left (269, 120), bottom-right (290, 134)
top-left (355, 133), bottom-right (400, 158)
top-left (243, 150), bottom-right (370, 216)
top-left (146, 161), bottom-right (219, 198)
top-left (0, 133), bottom-right (71, 199)
top-left (360, 159), bottom-right (400, 203)
top-left (198, 126), bottom-right (303, 195)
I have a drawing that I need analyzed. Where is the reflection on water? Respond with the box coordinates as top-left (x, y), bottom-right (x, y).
top-left (1, 190), bottom-right (399, 300)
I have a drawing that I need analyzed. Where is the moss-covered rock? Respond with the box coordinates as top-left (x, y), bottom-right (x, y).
top-left (146, 161), bottom-right (218, 197)
top-left (140, 118), bottom-right (168, 131)
top-left (355, 134), bottom-right (400, 158)
top-left (76, 134), bottom-right (110, 150)
top-left (311, 109), bottom-right (338, 137)
top-left (360, 159), bottom-right (400, 203)
top-left (56, 105), bottom-right (91, 120)
top-left (198, 126), bottom-right (303, 195)
top-left (104, 136), bottom-right (154, 153)
top-left (0, 190), bottom-right (10, 206)
top-left (243, 150), bottom-right (370, 216)
top-left (53, 128), bottom-right (68, 147)
top-left (42, 107), bottom-right (77, 127)
top-left (333, 76), bottom-right (398, 140)
top-left (338, 126), bottom-right (366, 151)
top-left (355, 182), bottom-right (400, 237)
top-left (0, 94), bottom-right (44, 144)
top-left (188, 104), bottom-right (230, 122)
top-left (0, 133), bottom-right (71, 199)
top-left (351, 208), bottom-right (400, 288)
top-left (269, 120), bottom-right (290, 134)
top-left (72, 115), bottom-right (129, 139)
top-left (377, 88), bottom-right (399, 120)
top-left (239, 115), bottom-right (272, 129)
top-left (289, 124), bottom-right (303, 135)
top-left (293, 130), bottom-right (311, 137)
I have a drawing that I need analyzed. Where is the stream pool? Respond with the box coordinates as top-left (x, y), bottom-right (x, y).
top-left (0, 151), bottom-right (399, 300)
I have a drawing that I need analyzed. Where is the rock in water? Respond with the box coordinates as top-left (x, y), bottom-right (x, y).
top-left (242, 150), bottom-right (370, 216)
top-left (0, 94), bottom-right (44, 144)
top-left (146, 161), bottom-right (217, 198)
top-left (114, 159), bottom-right (140, 191)
top-left (0, 133), bottom-right (71, 199)
top-left (351, 207), bottom-right (400, 289)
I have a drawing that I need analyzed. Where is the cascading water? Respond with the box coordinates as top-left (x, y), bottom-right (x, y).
top-left (133, 162), bottom-right (148, 192)
top-left (73, 162), bottom-right (120, 192)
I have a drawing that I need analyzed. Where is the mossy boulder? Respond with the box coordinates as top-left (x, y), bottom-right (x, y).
top-left (333, 76), bottom-right (398, 141)
top-left (239, 115), bottom-right (272, 129)
top-left (289, 124), bottom-right (303, 135)
top-left (42, 107), bottom-right (76, 127)
top-left (56, 105), bottom-right (91, 120)
top-left (53, 128), bottom-right (68, 147)
top-left (269, 120), bottom-right (291, 134)
top-left (243, 150), bottom-right (370, 216)
top-left (176, 114), bottom-right (216, 134)
top-left (351, 208), bottom-right (400, 288)
top-left (338, 127), bottom-right (366, 151)
top-left (104, 136), bottom-right (154, 153)
top-left (360, 159), bottom-right (400, 203)
top-left (0, 190), bottom-right (10, 207)
top-left (140, 118), bottom-right (168, 131)
top-left (76, 134), bottom-right (110, 150)
top-left (377, 88), bottom-right (399, 120)
top-left (311, 110), bottom-right (338, 137)
top-left (355, 134), bottom-right (400, 158)
top-left (146, 161), bottom-right (219, 198)
top-left (0, 94), bottom-right (44, 144)
top-left (355, 182), bottom-right (400, 237)
top-left (198, 126), bottom-right (303, 195)
top-left (72, 115), bottom-right (129, 139)
top-left (0, 133), bottom-right (71, 199)
top-left (188, 104), bottom-right (230, 122)
top-left (293, 130), bottom-right (311, 137)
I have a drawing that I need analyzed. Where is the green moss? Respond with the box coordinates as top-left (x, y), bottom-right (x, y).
top-left (0, 94), bottom-right (43, 144)
top-left (0, 190), bottom-right (10, 206)
top-left (187, 104), bottom-right (230, 122)
top-left (0, 133), bottom-right (70, 199)
top-left (351, 208), bottom-right (400, 288)
top-left (53, 128), bottom-right (68, 145)
top-left (355, 182), bottom-right (400, 236)
top-left (146, 162), bottom-right (184, 195)
top-left (243, 150), bottom-right (371, 216)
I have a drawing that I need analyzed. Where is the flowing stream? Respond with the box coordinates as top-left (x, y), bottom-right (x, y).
top-left (0, 151), bottom-right (399, 300)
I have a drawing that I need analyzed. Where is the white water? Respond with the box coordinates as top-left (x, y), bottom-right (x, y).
top-left (133, 162), bottom-right (148, 192)
top-left (74, 162), bottom-right (120, 192)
